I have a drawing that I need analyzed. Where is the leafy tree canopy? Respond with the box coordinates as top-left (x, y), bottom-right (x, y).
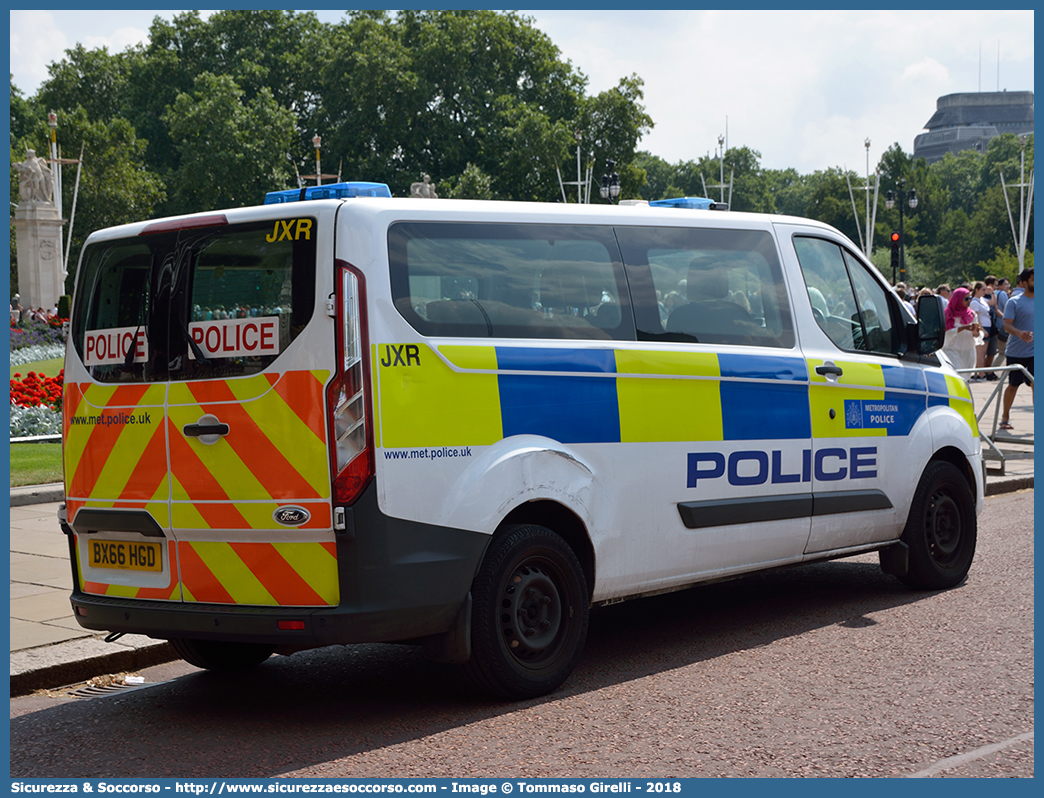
top-left (10, 11), bottom-right (1032, 295)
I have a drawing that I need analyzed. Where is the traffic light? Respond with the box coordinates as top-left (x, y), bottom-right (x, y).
top-left (890, 231), bottom-right (900, 274)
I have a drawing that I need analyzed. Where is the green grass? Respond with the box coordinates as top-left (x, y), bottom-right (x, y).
top-left (10, 443), bottom-right (63, 487)
top-left (11, 357), bottom-right (64, 379)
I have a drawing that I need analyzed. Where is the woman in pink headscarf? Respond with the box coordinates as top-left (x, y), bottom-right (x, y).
top-left (942, 287), bottom-right (980, 375)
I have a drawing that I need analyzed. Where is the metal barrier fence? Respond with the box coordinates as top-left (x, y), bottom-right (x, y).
top-left (955, 364), bottom-right (1034, 476)
top-left (10, 434), bottom-right (63, 444)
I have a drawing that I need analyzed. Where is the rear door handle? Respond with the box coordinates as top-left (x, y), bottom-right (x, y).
top-left (815, 365), bottom-right (844, 377)
top-left (183, 414), bottom-right (229, 445)
top-left (183, 423), bottom-right (229, 437)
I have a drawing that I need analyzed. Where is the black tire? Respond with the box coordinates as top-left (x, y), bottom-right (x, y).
top-left (463, 524), bottom-right (589, 699)
top-left (169, 638), bottom-right (274, 671)
top-left (896, 461), bottom-right (977, 590)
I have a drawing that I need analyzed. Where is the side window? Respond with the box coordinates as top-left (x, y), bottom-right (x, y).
top-left (615, 226), bottom-right (794, 348)
top-left (793, 236), bottom-right (898, 355)
top-left (389, 222), bottom-right (634, 341)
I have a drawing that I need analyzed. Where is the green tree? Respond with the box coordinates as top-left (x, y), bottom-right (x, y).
top-left (35, 44), bottom-right (133, 123)
top-left (931, 150), bottom-right (981, 215)
top-left (633, 151), bottom-right (677, 201)
top-left (578, 75), bottom-right (654, 202)
top-left (764, 168), bottom-right (811, 217)
top-left (804, 168), bottom-right (865, 246)
top-left (440, 162), bottom-right (494, 200)
top-left (722, 146), bottom-right (773, 213)
top-left (163, 73), bottom-right (296, 212)
top-left (495, 100), bottom-right (574, 201)
top-left (126, 10), bottom-right (324, 203)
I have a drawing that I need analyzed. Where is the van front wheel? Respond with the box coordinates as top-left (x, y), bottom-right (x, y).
top-left (897, 461), bottom-right (977, 590)
top-left (169, 638), bottom-right (274, 671)
top-left (464, 525), bottom-right (589, 699)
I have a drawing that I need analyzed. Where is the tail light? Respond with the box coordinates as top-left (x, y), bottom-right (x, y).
top-left (327, 262), bottom-right (373, 504)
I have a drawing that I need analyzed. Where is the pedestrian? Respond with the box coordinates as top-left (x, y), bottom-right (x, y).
top-left (942, 286), bottom-right (979, 375)
top-left (994, 277), bottom-right (1011, 367)
top-left (895, 281), bottom-right (916, 318)
top-left (982, 276), bottom-right (1000, 379)
top-left (968, 282), bottom-right (992, 380)
top-left (999, 268), bottom-right (1034, 431)
top-left (936, 284), bottom-right (952, 303)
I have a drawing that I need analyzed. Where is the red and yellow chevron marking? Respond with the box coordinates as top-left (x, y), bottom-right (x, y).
top-left (170, 500), bottom-right (331, 531)
top-left (63, 382), bottom-right (168, 503)
top-left (178, 540), bottom-right (338, 606)
top-left (168, 370), bottom-right (330, 505)
top-left (76, 537), bottom-right (180, 600)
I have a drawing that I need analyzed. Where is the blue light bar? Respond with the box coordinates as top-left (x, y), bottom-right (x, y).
top-left (649, 197), bottom-right (728, 211)
top-left (264, 181), bottom-right (392, 204)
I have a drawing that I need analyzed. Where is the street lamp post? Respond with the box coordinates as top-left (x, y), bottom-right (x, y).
top-left (600, 159), bottom-right (620, 204)
top-left (885, 178), bottom-right (918, 283)
top-left (312, 134), bottom-right (322, 186)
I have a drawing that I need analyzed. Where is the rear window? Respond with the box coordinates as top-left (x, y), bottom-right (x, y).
top-left (72, 219), bottom-right (316, 382)
top-left (388, 222), bottom-right (635, 341)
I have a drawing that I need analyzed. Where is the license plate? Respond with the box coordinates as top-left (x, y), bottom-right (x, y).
top-left (88, 539), bottom-right (163, 572)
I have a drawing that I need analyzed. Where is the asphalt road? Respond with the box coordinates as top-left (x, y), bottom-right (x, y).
top-left (10, 490), bottom-right (1034, 778)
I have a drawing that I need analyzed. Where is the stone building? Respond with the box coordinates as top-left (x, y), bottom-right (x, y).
top-left (912, 90), bottom-right (1033, 164)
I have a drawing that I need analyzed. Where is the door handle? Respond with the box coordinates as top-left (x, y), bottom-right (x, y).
top-left (183, 422), bottom-right (230, 437)
top-left (815, 365), bottom-right (844, 377)
top-left (183, 413), bottom-right (229, 445)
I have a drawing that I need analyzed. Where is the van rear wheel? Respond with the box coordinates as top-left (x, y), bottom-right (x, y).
top-left (169, 638), bottom-right (274, 671)
top-left (896, 461), bottom-right (977, 590)
top-left (463, 524), bottom-right (589, 699)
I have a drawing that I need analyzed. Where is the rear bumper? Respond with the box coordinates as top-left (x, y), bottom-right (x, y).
top-left (66, 483), bottom-right (490, 647)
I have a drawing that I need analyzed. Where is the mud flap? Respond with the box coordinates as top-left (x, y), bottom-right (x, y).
top-left (879, 541), bottom-right (910, 576)
top-left (421, 592), bottom-right (472, 664)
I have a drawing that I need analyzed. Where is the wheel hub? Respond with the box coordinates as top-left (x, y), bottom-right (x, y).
top-left (927, 491), bottom-right (961, 562)
top-left (500, 563), bottom-right (561, 660)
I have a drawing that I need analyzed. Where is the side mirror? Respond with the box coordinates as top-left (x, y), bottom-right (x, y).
top-left (915, 294), bottom-right (946, 354)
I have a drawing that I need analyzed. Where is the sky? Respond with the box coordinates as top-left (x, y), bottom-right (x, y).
top-left (8, 8), bottom-right (1036, 176)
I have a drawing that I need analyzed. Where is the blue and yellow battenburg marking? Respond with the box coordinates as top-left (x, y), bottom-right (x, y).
top-left (375, 344), bottom-right (880, 448)
top-left (926, 370), bottom-right (978, 437)
top-left (375, 344), bottom-right (972, 449)
top-left (806, 358), bottom-right (932, 438)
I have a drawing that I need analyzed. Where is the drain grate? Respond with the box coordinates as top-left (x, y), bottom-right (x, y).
top-left (70, 682), bottom-right (151, 700)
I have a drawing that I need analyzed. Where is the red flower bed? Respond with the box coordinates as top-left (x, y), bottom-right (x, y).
top-left (10, 370), bottom-right (64, 411)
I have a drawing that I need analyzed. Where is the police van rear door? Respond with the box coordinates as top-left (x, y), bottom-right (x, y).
top-left (65, 232), bottom-right (175, 601)
top-left (162, 208), bottom-right (339, 608)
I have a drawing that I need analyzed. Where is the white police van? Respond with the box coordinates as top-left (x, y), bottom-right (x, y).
top-left (60, 183), bottom-right (982, 698)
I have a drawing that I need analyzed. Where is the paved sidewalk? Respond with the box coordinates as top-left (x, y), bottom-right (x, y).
top-left (8, 379), bottom-right (1033, 695)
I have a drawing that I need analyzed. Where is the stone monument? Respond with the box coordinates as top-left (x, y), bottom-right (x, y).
top-left (410, 174), bottom-right (438, 198)
top-left (12, 149), bottom-right (66, 311)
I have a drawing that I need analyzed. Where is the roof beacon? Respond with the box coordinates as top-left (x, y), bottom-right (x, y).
top-left (264, 181), bottom-right (392, 205)
top-left (649, 197), bottom-right (729, 211)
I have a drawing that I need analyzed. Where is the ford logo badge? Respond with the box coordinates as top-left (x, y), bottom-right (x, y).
top-left (273, 506), bottom-right (310, 526)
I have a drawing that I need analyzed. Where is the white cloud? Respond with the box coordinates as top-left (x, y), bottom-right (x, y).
top-left (81, 27), bottom-right (152, 54)
top-left (10, 10), bottom-right (69, 92)
top-left (902, 58), bottom-right (951, 88)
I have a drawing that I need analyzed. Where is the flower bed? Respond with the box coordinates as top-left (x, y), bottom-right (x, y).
top-left (10, 317), bottom-right (67, 351)
top-left (10, 316), bottom-right (68, 437)
top-left (11, 343), bottom-right (66, 366)
top-left (11, 369), bottom-right (64, 410)
top-left (10, 404), bottom-right (63, 437)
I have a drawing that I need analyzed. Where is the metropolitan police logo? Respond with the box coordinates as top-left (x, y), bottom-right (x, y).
top-left (845, 400), bottom-right (864, 429)
top-left (273, 505), bottom-right (311, 526)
